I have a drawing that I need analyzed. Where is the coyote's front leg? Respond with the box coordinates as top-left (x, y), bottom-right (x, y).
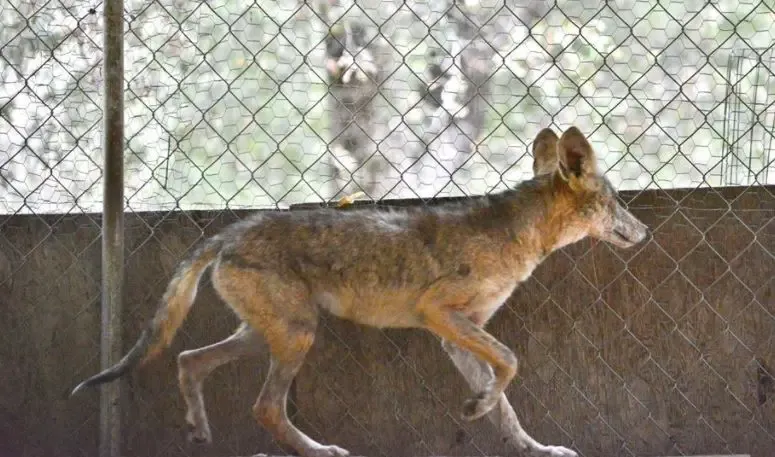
top-left (423, 309), bottom-right (519, 421)
top-left (441, 334), bottom-right (578, 457)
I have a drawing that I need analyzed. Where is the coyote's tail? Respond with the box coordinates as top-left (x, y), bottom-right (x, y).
top-left (70, 237), bottom-right (223, 396)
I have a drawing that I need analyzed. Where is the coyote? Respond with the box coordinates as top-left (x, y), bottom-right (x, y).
top-left (72, 126), bottom-right (649, 457)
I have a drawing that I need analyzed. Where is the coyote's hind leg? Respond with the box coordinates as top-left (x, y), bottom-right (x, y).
top-left (177, 321), bottom-right (264, 444)
top-left (246, 311), bottom-right (350, 457)
top-left (212, 263), bottom-right (350, 457)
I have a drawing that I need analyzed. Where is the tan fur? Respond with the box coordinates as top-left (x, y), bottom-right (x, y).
top-left (144, 243), bottom-right (221, 362)
top-left (72, 126), bottom-right (649, 457)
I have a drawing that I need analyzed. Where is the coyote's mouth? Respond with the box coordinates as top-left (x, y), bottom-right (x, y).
top-left (613, 228), bottom-right (631, 243)
top-left (610, 228), bottom-right (637, 247)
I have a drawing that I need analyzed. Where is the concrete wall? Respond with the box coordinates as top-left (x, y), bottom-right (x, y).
top-left (0, 186), bottom-right (773, 457)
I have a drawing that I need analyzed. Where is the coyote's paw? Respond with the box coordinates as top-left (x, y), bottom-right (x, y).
top-left (184, 412), bottom-right (212, 445)
top-left (304, 444), bottom-right (350, 457)
top-left (461, 391), bottom-right (498, 421)
top-left (530, 444), bottom-right (578, 457)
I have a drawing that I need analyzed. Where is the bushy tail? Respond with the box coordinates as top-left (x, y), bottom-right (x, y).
top-left (70, 237), bottom-right (223, 396)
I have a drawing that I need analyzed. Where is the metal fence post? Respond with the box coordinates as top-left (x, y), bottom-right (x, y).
top-left (101, 0), bottom-right (125, 456)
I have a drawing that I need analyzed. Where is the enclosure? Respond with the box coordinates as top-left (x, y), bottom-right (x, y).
top-left (0, 0), bottom-right (774, 456)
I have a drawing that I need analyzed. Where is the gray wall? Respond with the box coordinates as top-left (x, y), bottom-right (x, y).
top-left (1, 186), bottom-right (773, 457)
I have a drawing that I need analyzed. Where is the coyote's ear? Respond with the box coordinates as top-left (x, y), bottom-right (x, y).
top-left (532, 128), bottom-right (559, 177)
top-left (557, 126), bottom-right (597, 179)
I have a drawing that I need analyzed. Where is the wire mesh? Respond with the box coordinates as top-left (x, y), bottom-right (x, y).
top-left (0, 0), bottom-right (774, 456)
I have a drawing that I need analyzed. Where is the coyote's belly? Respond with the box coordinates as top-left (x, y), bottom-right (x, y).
top-left (312, 273), bottom-right (520, 329)
top-left (312, 286), bottom-right (430, 328)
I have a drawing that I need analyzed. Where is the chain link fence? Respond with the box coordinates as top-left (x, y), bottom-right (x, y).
top-left (1, 0), bottom-right (774, 456)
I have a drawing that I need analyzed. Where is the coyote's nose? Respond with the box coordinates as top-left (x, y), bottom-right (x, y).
top-left (635, 220), bottom-right (650, 243)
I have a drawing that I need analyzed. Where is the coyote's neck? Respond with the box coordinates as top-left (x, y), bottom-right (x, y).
top-left (480, 173), bottom-right (586, 268)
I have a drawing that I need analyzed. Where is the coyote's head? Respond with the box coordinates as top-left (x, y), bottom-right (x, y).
top-left (531, 126), bottom-right (649, 249)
